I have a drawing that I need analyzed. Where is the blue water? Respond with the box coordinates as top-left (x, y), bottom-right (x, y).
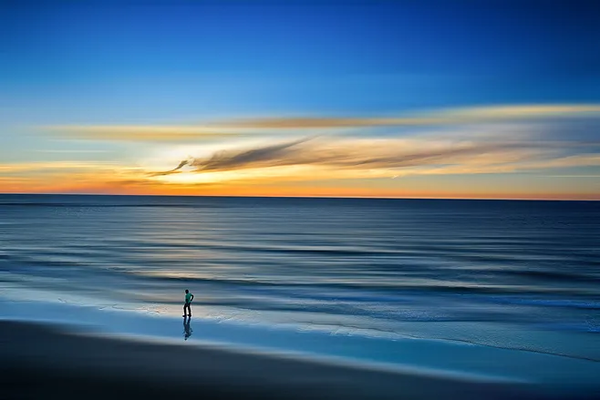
top-left (1, 194), bottom-right (599, 362)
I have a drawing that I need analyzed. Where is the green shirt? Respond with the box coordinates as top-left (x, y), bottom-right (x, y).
top-left (185, 293), bottom-right (193, 303)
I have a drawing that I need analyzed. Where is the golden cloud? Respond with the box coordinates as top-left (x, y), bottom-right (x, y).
top-left (0, 161), bottom-right (126, 174)
top-left (221, 104), bottom-right (600, 129)
top-left (44, 104), bottom-right (600, 142)
top-left (45, 125), bottom-right (243, 142)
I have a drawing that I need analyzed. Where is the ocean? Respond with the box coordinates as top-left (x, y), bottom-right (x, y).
top-left (1, 194), bottom-right (599, 369)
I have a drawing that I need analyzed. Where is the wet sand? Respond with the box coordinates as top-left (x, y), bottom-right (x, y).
top-left (1, 320), bottom-right (587, 400)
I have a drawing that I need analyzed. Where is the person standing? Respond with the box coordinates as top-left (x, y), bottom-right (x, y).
top-left (183, 289), bottom-right (194, 317)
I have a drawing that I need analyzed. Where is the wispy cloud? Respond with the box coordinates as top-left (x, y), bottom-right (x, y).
top-left (45, 125), bottom-right (243, 142)
top-left (220, 104), bottom-right (600, 129)
top-left (152, 130), bottom-right (599, 180)
top-left (149, 159), bottom-right (190, 176)
top-left (44, 104), bottom-right (600, 142)
top-left (185, 136), bottom-right (315, 172)
top-left (0, 161), bottom-right (124, 174)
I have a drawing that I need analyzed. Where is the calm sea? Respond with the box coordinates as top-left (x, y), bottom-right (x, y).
top-left (1, 194), bottom-right (599, 358)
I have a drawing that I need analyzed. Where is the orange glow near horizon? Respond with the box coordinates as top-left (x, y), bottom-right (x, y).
top-left (1, 177), bottom-right (598, 201)
top-left (3, 105), bottom-right (600, 201)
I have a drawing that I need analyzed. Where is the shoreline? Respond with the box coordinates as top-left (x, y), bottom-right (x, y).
top-left (0, 320), bottom-right (568, 400)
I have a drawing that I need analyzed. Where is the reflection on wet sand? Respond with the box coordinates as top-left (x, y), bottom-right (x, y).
top-left (183, 316), bottom-right (193, 340)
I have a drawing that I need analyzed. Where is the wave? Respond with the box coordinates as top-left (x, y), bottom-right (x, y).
top-left (485, 296), bottom-right (600, 310)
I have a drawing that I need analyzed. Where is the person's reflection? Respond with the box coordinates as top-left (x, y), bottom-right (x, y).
top-left (183, 316), bottom-right (193, 340)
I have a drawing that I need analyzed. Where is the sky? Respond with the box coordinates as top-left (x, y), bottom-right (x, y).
top-left (1, 0), bottom-right (599, 199)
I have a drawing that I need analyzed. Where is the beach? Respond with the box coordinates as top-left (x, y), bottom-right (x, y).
top-left (0, 320), bottom-right (577, 400)
top-left (2, 297), bottom-right (600, 400)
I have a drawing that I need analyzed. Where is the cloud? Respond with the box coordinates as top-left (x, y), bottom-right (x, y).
top-left (149, 159), bottom-right (190, 176)
top-left (154, 134), bottom-right (589, 179)
top-left (45, 104), bottom-right (600, 142)
top-left (6, 128), bottom-right (599, 199)
top-left (45, 125), bottom-right (244, 142)
top-left (0, 161), bottom-right (124, 174)
top-left (147, 114), bottom-right (600, 182)
top-left (189, 137), bottom-right (315, 171)
top-left (220, 104), bottom-right (600, 129)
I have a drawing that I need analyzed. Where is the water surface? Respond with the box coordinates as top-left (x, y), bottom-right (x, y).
top-left (1, 194), bottom-right (599, 361)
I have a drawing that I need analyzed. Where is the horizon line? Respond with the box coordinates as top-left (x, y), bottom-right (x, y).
top-left (1, 192), bottom-right (598, 202)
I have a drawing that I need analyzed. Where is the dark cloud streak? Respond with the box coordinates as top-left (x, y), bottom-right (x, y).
top-left (149, 159), bottom-right (190, 177)
top-left (193, 137), bottom-right (313, 172)
top-left (155, 137), bottom-right (563, 176)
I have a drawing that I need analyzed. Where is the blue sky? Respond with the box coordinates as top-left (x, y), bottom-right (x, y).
top-left (1, 0), bottom-right (599, 198)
